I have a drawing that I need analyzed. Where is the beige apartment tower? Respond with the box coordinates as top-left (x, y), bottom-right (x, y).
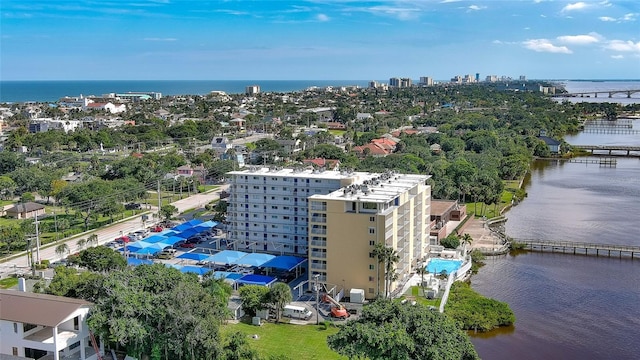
top-left (308, 172), bottom-right (431, 299)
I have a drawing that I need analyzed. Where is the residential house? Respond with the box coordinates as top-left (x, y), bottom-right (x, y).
top-left (0, 288), bottom-right (101, 360)
top-left (176, 165), bottom-right (207, 183)
top-left (352, 143), bottom-right (391, 157)
top-left (5, 202), bottom-right (46, 220)
top-left (211, 137), bottom-right (233, 155)
top-left (538, 130), bottom-right (561, 154)
top-left (302, 158), bottom-right (341, 170)
top-left (275, 139), bottom-right (302, 155)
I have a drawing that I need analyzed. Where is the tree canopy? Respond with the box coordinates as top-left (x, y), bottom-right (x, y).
top-left (327, 299), bottom-right (479, 360)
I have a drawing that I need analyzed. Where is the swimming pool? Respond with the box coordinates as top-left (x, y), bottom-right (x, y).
top-left (426, 258), bottom-right (463, 275)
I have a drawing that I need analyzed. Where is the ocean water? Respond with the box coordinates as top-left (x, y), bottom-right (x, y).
top-left (0, 80), bottom-right (374, 103)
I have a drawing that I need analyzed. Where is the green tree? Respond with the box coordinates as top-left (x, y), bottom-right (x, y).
top-left (78, 246), bottom-right (126, 272)
top-left (160, 204), bottom-right (178, 222)
top-left (76, 238), bottom-right (87, 251)
top-left (372, 244), bottom-right (400, 299)
top-left (327, 299), bottom-right (479, 360)
top-left (238, 285), bottom-right (270, 317)
top-left (441, 233), bottom-right (460, 249)
top-left (269, 282), bottom-right (293, 323)
top-left (55, 243), bottom-right (70, 258)
top-left (0, 176), bottom-right (17, 200)
top-left (222, 332), bottom-right (260, 360)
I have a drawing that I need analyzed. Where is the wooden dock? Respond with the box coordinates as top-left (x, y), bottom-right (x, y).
top-left (513, 239), bottom-right (640, 258)
top-left (539, 158), bottom-right (617, 166)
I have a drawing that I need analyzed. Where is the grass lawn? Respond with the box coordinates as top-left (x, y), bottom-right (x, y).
top-left (0, 277), bottom-right (18, 289)
top-left (404, 286), bottom-right (441, 307)
top-left (222, 321), bottom-right (345, 360)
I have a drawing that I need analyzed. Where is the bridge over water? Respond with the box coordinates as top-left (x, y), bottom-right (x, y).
top-left (553, 89), bottom-right (640, 98)
top-left (513, 239), bottom-right (639, 258)
top-left (573, 145), bottom-right (640, 156)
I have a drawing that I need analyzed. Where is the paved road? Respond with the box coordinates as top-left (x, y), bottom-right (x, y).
top-left (0, 186), bottom-right (228, 278)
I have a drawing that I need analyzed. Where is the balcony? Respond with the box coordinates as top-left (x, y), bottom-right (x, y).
top-left (310, 216), bottom-right (327, 223)
top-left (310, 228), bottom-right (327, 235)
top-left (310, 263), bottom-right (327, 270)
top-left (310, 251), bottom-right (327, 259)
top-left (310, 240), bottom-right (327, 247)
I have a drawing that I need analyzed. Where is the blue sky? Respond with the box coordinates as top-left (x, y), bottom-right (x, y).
top-left (1, 0), bottom-right (639, 80)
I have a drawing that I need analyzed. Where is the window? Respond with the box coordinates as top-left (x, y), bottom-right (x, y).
top-left (368, 288), bottom-right (375, 294)
top-left (369, 276), bottom-right (375, 282)
top-left (369, 252), bottom-right (375, 258)
top-left (362, 202), bottom-right (377, 210)
top-left (13, 323), bottom-right (17, 333)
top-left (370, 216), bottom-right (375, 222)
top-left (370, 240), bottom-right (375, 246)
top-left (369, 227), bottom-right (375, 234)
top-left (369, 264), bottom-right (375, 270)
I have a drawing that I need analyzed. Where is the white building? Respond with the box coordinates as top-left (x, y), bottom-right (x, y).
top-left (0, 288), bottom-right (101, 360)
top-left (226, 167), bottom-right (367, 255)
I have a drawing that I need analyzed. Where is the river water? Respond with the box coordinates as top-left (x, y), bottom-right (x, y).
top-left (470, 81), bottom-right (640, 360)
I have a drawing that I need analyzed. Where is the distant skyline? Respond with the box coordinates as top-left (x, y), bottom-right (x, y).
top-left (1, 0), bottom-right (639, 81)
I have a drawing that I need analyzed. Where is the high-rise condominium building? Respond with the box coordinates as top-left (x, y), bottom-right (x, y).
top-left (226, 167), bottom-right (364, 255)
top-left (419, 77), bottom-right (434, 86)
top-left (308, 172), bottom-right (431, 299)
top-left (245, 85), bottom-right (260, 96)
top-left (226, 167), bottom-right (432, 299)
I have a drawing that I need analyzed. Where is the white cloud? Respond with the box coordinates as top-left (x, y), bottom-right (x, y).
top-left (621, 13), bottom-right (638, 21)
top-left (468, 5), bottom-right (486, 11)
top-left (599, 16), bottom-right (615, 21)
top-left (440, 0), bottom-right (462, 3)
top-left (364, 6), bottom-right (421, 20)
top-left (143, 38), bottom-right (177, 41)
top-left (562, 2), bottom-right (588, 12)
top-left (610, 54), bottom-right (624, 59)
top-left (605, 40), bottom-right (640, 53)
top-left (540, 14), bottom-right (547, 17)
top-left (523, 39), bottom-right (572, 54)
top-left (493, 40), bottom-right (503, 44)
top-left (556, 33), bottom-right (602, 45)
top-left (316, 13), bottom-right (330, 22)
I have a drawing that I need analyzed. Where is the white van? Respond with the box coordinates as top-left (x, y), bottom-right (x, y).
top-left (282, 305), bottom-right (312, 320)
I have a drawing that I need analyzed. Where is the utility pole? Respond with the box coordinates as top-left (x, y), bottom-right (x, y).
top-left (314, 274), bottom-right (320, 325)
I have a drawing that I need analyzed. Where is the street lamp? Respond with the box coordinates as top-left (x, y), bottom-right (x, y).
top-left (313, 274), bottom-right (320, 325)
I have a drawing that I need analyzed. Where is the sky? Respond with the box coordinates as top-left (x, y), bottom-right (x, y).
top-left (1, 0), bottom-right (639, 81)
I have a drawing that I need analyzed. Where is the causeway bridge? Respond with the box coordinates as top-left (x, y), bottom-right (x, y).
top-left (553, 89), bottom-right (640, 98)
top-left (573, 145), bottom-right (640, 156)
top-left (513, 239), bottom-right (639, 258)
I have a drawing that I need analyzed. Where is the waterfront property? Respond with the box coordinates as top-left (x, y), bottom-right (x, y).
top-left (426, 258), bottom-right (463, 275)
top-left (514, 239), bottom-right (640, 258)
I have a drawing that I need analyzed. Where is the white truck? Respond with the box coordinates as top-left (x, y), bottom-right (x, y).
top-left (282, 305), bottom-right (312, 320)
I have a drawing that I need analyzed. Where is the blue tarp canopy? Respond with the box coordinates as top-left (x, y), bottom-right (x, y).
top-left (211, 271), bottom-right (233, 279)
top-left (145, 235), bottom-right (168, 243)
top-left (225, 273), bottom-right (244, 281)
top-left (232, 253), bottom-right (275, 267)
top-left (175, 228), bottom-right (201, 239)
top-left (127, 257), bottom-right (153, 266)
top-left (177, 252), bottom-right (210, 261)
top-left (163, 236), bottom-right (185, 245)
top-left (126, 241), bottom-right (153, 251)
top-left (261, 256), bottom-right (307, 271)
top-left (172, 219), bottom-right (204, 232)
top-left (185, 219), bottom-right (204, 227)
top-left (205, 250), bottom-right (247, 265)
top-left (132, 247), bottom-right (162, 255)
top-left (158, 230), bottom-right (177, 237)
top-left (236, 274), bottom-right (277, 286)
top-left (180, 266), bottom-right (210, 276)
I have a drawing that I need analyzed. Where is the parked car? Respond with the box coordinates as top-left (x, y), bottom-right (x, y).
top-left (150, 225), bottom-right (164, 232)
top-left (114, 236), bottom-right (130, 244)
top-left (125, 203), bottom-right (142, 210)
top-left (179, 243), bottom-right (195, 249)
top-left (157, 249), bottom-right (177, 259)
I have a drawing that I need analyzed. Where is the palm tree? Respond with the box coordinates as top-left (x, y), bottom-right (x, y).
top-left (55, 243), bottom-right (70, 259)
top-left (76, 238), bottom-right (87, 251)
top-left (416, 265), bottom-right (428, 297)
top-left (461, 233), bottom-right (473, 257)
top-left (88, 234), bottom-right (99, 247)
top-left (269, 282), bottom-right (293, 323)
top-left (372, 244), bottom-right (400, 299)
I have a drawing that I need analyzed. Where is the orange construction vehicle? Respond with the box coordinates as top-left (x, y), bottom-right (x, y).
top-left (322, 293), bottom-right (349, 319)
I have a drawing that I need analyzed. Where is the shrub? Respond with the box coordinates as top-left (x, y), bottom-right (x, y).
top-left (440, 234), bottom-right (460, 249)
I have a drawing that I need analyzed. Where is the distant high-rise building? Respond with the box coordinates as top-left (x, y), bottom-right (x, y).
top-left (485, 75), bottom-right (498, 82)
top-left (519, 75), bottom-right (527, 81)
top-left (369, 81), bottom-right (379, 88)
top-left (389, 78), bottom-right (401, 87)
top-left (475, 73), bottom-right (480, 82)
top-left (245, 85), bottom-right (260, 96)
top-left (419, 77), bottom-right (434, 86)
top-left (450, 75), bottom-right (462, 84)
top-left (400, 78), bottom-right (412, 87)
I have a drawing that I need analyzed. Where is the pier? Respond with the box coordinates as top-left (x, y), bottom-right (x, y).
top-left (573, 145), bottom-right (640, 156)
top-left (538, 157), bottom-right (617, 166)
top-left (552, 89), bottom-right (640, 98)
top-left (581, 128), bottom-right (640, 135)
top-left (513, 239), bottom-right (639, 258)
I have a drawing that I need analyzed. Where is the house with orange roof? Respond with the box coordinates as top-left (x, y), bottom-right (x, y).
top-left (352, 143), bottom-right (391, 157)
top-left (302, 158), bottom-right (341, 170)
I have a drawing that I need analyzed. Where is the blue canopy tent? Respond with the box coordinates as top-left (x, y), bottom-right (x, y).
top-left (185, 219), bottom-right (204, 227)
top-left (180, 266), bottom-right (210, 276)
top-left (163, 236), bottom-right (185, 245)
top-left (232, 253), bottom-right (275, 267)
top-left (158, 230), bottom-right (177, 237)
top-left (205, 250), bottom-right (247, 265)
top-left (236, 274), bottom-right (277, 287)
top-left (175, 228), bottom-right (201, 239)
top-left (177, 253), bottom-right (210, 262)
top-left (144, 235), bottom-right (169, 243)
top-left (260, 255), bottom-right (307, 278)
top-left (132, 247), bottom-right (162, 256)
top-left (126, 240), bottom-right (154, 251)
